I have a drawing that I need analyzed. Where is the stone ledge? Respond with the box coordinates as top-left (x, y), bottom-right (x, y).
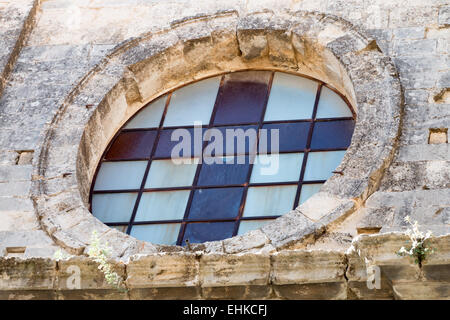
top-left (0, 233), bottom-right (448, 299)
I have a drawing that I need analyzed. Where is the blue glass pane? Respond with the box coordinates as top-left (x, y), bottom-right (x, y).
top-left (145, 159), bottom-right (198, 188)
top-left (124, 95), bottom-right (166, 129)
top-left (264, 73), bottom-right (318, 121)
top-left (204, 125), bottom-right (258, 156)
top-left (188, 187), bottom-right (244, 220)
top-left (303, 151), bottom-right (346, 181)
top-left (135, 190), bottom-right (190, 221)
top-left (250, 153), bottom-right (303, 183)
top-left (316, 86), bottom-right (353, 118)
top-left (243, 185), bottom-right (297, 217)
top-left (154, 128), bottom-right (206, 159)
top-left (213, 71), bottom-right (271, 125)
top-left (92, 193), bottom-right (137, 223)
top-left (311, 120), bottom-right (355, 150)
top-left (237, 220), bottom-right (273, 235)
top-left (261, 122), bottom-right (311, 153)
top-left (163, 76), bottom-right (220, 127)
top-left (130, 223), bottom-right (181, 245)
top-left (299, 183), bottom-right (323, 204)
top-left (198, 156), bottom-right (250, 186)
top-left (182, 221), bottom-right (235, 244)
top-left (93, 161), bottom-right (147, 191)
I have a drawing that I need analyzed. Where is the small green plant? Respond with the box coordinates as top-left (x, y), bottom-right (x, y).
top-left (397, 216), bottom-right (435, 267)
top-left (87, 230), bottom-right (127, 292)
top-left (53, 248), bottom-right (72, 260)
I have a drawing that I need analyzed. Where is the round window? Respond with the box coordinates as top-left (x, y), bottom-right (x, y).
top-left (90, 70), bottom-right (355, 245)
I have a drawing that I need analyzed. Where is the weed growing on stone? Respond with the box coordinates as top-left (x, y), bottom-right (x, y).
top-left (87, 230), bottom-right (127, 292)
top-left (397, 216), bottom-right (435, 267)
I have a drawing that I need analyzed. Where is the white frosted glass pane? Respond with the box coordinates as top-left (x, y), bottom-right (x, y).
top-left (135, 190), bottom-right (190, 221)
top-left (250, 153), bottom-right (303, 183)
top-left (92, 193), bottom-right (137, 223)
top-left (316, 86), bottom-right (353, 118)
top-left (238, 220), bottom-right (272, 235)
top-left (299, 183), bottom-right (323, 204)
top-left (124, 96), bottom-right (166, 129)
top-left (304, 151), bottom-right (346, 181)
top-left (130, 223), bottom-right (181, 245)
top-left (163, 77), bottom-right (220, 127)
top-left (145, 159), bottom-right (198, 188)
top-left (243, 185), bottom-right (297, 217)
top-left (264, 73), bottom-right (318, 121)
top-left (93, 161), bottom-right (147, 190)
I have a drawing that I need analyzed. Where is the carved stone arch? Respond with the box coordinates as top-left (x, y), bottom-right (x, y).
top-left (32, 10), bottom-right (403, 259)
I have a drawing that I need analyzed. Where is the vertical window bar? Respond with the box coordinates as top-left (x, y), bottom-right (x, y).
top-left (232, 71), bottom-right (275, 237)
top-left (126, 93), bottom-right (173, 235)
top-left (293, 83), bottom-right (323, 208)
top-left (176, 75), bottom-right (226, 245)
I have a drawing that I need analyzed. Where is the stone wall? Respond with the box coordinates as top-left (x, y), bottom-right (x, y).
top-left (0, 0), bottom-right (449, 299)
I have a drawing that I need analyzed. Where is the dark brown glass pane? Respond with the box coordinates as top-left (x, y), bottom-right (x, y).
top-left (182, 221), bottom-right (235, 244)
top-left (104, 130), bottom-right (157, 160)
top-left (187, 187), bottom-right (244, 220)
top-left (213, 71), bottom-right (271, 125)
top-left (310, 120), bottom-right (355, 150)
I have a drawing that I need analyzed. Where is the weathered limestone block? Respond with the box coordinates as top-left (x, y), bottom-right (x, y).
top-left (199, 253), bottom-right (270, 287)
top-left (273, 282), bottom-right (347, 300)
top-left (126, 253), bottom-right (199, 288)
top-left (298, 192), bottom-right (355, 222)
top-left (202, 285), bottom-right (272, 299)
top-left (57, 256), bottom-right (125, 290)
top-left (223, 230), bottom-right (270, 254)
top-left (237, 12), bottom-right (273, 61)
top-left (0, 257), bottom-right (55, 290)
top-left (129, 287), bottom-right (201, 300)
top-left (271, 250), bottom-right (346, 285)
top-left (393, 282), bottom-right (450, 300)
top-left (260, 210), bottom-right (316, 248)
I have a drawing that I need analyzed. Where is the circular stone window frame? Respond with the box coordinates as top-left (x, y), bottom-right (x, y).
top-left (32, 10), bottom-right (403, 259)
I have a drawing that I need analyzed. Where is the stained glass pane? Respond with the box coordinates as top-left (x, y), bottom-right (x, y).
top-left (243, 185), bottom-right (297, 217)
top-left (145, 159), bottom-right (198, 188)
top-left (92, 193), bottom-right (137, 223)
top-left (304, 151), bottom-right (346, 181)
top-left (213, 71), bottom-right (271, 125)
top-left (261, 122), bottom-right (310, 153)
top-left (311, 120), bottom-right (355, 150)
top-left (124, 95), bottom-right (166, 129)
top-left (130, 223), bottom-right (181, 245)
top-left (163, 76), bottom-right (220, 127)
top-left (182, 221), bottom-right (235, 244)
top-left (264, 73), bottom-right (317, 121)
top-left (104, 130), bottom-right (157, 160)
top-left (135, 190), bottom-right (190, 221)
top-left (188, 187), bottom-right (244, 220)
top-left (316, 86), bottom-right (353, 118)
top-left (204, 125), bottom-right (258, 156)
top-left (93, 161), bottom-right (147, 191)
top-left (154, 128), bottom-right (206, 159)
top-left (250, 153), bottom-right (303, 183)
top-left (237, 220), bottom-right (273, 235)
top-left (198, 156), bottom-right (250, 186)
top-left (299, 183), bottom-right (323, 204)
